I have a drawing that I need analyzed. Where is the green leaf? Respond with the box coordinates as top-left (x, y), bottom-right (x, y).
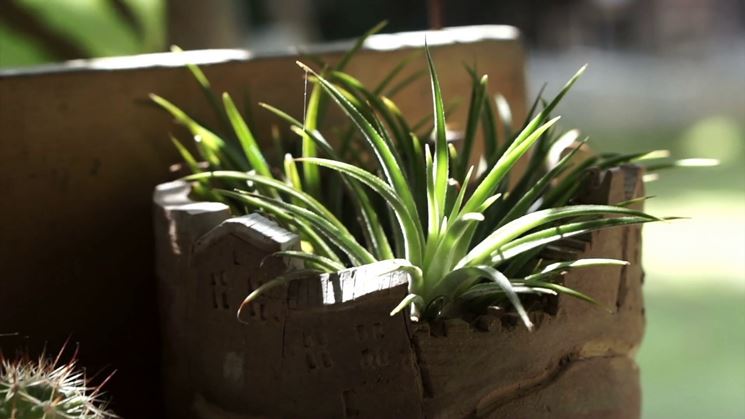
top-left (490, 216), bottom-right (660, 266)
top-left (170, 45), bottom-right (233, 137)
top-left (171, 45), bottom-right (210, 87)
top-left (512, 280), bottom-right (601, 307)
top-left (301, 81), bottom-right (322, 198)
top-left (231, 190), bottom-right (376, 266)
top-left (455, 71), bottom-right (487, 181)
top-left (269, 250), bottom-right (346, 272)
top-left (522, 83), bottom-right (547, 129)
top-left (499, 137), bottom-right (589, 226)
top-left (425, 45), bottom-right (449, 239)
top-left (481, 94), bottom-right (500, 167)
top-left (643, 157), bottom-right (720, 171)
top-left (525, 258), bottom-right (629, 282)
top-left (222, 92), bottom-right (275, 183)
top-left (302, 20), bottom-right (388, 136)
top-left (430, 264), bottom-right (489, 304)
top-left (260, 102), bottom-right (395, 260)
top-left (150, 93), bottom-right (246, 170)
top-left (170, 136), bottom-right (201, 174)
top-left (614, 195), bottom-right (654, 208)
top-left (284, 154), bottom-right (303, 196)
top-left (381, 97), bottom-right (426, 206)
top-left (424, 144), bottom-right (438, 238)
top-left (460, 205), bottom-right (656, 267)
top-left (390, 294), bottom-right (424, 317)
top-left (423, 212), bottom-right (485, 297)
top-left (540, 155), bottom-right (599, 209)
top-left (546, 129), bottom-right (581, 169)
top-left (448, 166), bottom-right (474, 220)
top-left (335, 20), bottom-right (387, 71)
top-left (450, 266), bottom-right (533, 330)
top-left (217, 190), bottom-right (341, 263)
top-left (461, 116), bottom-right (561, 214)
top-left (171, 136), bottom-right (221, 202)
top-left (186, 171), bottom-right (347, 233)
top-left (238, 270), bottom-right (322, 320)
top-left (387, 69), bottom-right (427, 98)
top-left (480, 65), bottom-right (587, 195)
top-left (297, 157), bottom-right (424, 266)
top-left (296, 63), bottom-right (423, 255)
top-left (283, 130), bottom-right (394, 259)
top-left (374, 51), bottom-right (422, 95)
top-left (495, 94), bottom-right (513, 145)
top-left (413, 99), bottom-right (460, 136)
top-left (259, 103), bottom-right (337, 156)
top-left (476, 193), bottom-right (503, 214)
top-left (329, 71), bottom-right (406, 167)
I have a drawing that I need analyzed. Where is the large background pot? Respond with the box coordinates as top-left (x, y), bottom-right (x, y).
top-left (0, 26), bottom-right (526, 414)
top-left (153, 165), bottom-right (645, 418)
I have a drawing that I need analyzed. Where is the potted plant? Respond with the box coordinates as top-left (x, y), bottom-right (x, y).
top-left (152, 25), bottom-right (674, 418)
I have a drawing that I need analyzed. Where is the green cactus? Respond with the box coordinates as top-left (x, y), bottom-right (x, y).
top-left (0, 349), bottom-right (114, 419)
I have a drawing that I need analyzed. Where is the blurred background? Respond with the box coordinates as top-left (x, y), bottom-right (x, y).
top-left (1, 1), bottom-right (743, 417)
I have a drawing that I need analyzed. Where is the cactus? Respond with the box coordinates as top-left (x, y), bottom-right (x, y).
top-left (0, 347), bottom-right (114, 419)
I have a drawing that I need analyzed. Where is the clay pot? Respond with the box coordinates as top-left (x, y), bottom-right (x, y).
top-left (153, 165), bottom-right (645, 418)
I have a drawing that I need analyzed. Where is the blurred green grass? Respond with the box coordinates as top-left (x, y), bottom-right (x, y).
top-left (589, 119), bottom-right (745, 418)
top-left (640, 284), bottom-right (745, 418)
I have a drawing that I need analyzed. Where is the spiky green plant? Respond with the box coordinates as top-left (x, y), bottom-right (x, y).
top-left (0, 348), bottom-right (114, 419)
top-left (153, 27), bottom-right (692, 326)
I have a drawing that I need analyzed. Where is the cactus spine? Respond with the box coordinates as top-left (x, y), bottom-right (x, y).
top-left (0, 348), bottom-right (114, 418)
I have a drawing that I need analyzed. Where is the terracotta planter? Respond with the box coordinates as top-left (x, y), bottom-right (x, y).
top-left (153, 165), bottom-right (645, 418)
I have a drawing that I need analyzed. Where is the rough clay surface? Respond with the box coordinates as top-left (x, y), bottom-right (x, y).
top-left (153, 166), bottom-right (645, 419)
